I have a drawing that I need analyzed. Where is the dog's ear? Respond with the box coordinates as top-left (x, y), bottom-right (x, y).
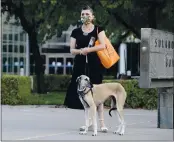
top-left (85, 77), bottom-right (93, 88)
top-left (86, 76), bottom-right (90, 80)
top-left (76, 76), bottom-right (81, 83)
top-left (87, 81), bottom-right (93, 88)
top-left (90, 81), bottom-right (93, 88)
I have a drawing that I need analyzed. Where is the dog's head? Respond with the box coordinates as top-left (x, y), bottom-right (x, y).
top-left (76, 75), bottom-right (93, 91)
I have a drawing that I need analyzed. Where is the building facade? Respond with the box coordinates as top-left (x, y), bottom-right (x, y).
top-left (1, 12), bottom-right (29, 76)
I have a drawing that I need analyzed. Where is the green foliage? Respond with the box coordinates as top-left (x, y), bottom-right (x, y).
top-left (1, 75), bottom-right (31, 105)
top-left (32, 75), bottom-right (157, 109)
top-left (103, 79), bottom-right (157, 110)
top-left (32, 74), bottom-right (72, 92)
top-left (2, 74), bottom-right (158, 109)
top-left (2, 0), bottom-right (174, 45)
top-left (32, 74), bottom-right (116, 93)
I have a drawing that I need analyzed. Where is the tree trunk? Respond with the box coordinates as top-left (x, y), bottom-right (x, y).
top-left (28, 30), bottom-right (45, 94)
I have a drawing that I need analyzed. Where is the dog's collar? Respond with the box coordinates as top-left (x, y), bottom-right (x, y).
top-left (77, 87), bottom-right (93, 97)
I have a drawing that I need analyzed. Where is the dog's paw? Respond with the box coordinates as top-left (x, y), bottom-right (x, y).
top-left (114, 125), bottom-right (125, 135)
top-left (113, 130), bottom-right (120, 134)
top-left (113, 125), bottom-right (122, 134)
top-left (101, 127), bottom-right (108, 133)
top-left (79, 125), bottom-right (92, 131)
top-left (92, 133), bottom-right (97, 136)
top-left (113, 131), bottom-right (124, 135)
top-left (79, 131), bottom-right (87, 135)
top-left (117, 131), bottom-right (125, 135)
top-left (118, 129), bottom-right (125, 135)
top-left (79, 126), bottom-right (86, 131)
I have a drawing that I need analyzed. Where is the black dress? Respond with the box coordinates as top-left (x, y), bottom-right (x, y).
top-left (64, 25), bottom-right (105, 109)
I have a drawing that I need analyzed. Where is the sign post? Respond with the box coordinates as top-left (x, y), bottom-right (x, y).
top-left (139, 28), bottom-right (174, 129)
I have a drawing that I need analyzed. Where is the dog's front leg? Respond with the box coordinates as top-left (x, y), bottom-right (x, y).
top-left (90, 105), bottom-right (97, 136)
top-left (79, 108), bottom-right (89, 135)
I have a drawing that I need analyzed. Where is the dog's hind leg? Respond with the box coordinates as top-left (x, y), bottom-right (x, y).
top-left (114, 109), bottom-right (125, 135)
top-left (97, 104), bottom-right (108, 133)
top-left (113, 94), bottom-right (126, 135)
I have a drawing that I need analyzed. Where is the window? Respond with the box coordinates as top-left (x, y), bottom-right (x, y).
top-left (3, 34), bottom-right (7, 40)
top-left (66, 58), bottom-right (73, 75)
top-left (14, 57), bottom-right (18, 74)
top-left (20, 33), bottom-right (24, 41)
top-left (15, 34), bottom-right (18, 41)
top-left (9, 34), bottom-right (12, 40)
top-left (19, 57), bottom-right (24, 68)
top-left (56, 58), bottom-right (63, 74)
top-left (14, 45), bottom-right (18, 53)
top-left (20, 45), bottom-right (24, 53)
top-left (3, 57), bottom-right (7, 72)
top-left (8, 45), bottom-right (13, 52)
top-left (49, 58), bottom-right (56, 74)
top-left (3, 45), bottom-right (7, 52)
top-left (8, 57), bottom-right (13, 73)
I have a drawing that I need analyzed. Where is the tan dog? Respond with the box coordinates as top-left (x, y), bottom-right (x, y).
top-left (76, 75), bottom-right (127, 136)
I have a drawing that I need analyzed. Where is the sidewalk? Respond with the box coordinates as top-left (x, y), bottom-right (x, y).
top-left (1, 105), bottom-right (173, 141)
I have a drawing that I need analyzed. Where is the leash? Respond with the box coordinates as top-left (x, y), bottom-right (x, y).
top-left (85, 54), bottom-right (90, 76)
top-left (77, 87), bottom-right (93, 108)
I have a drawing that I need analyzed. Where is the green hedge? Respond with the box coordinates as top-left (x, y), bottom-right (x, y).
top-left (2, 74), bottom-right (157, 109)
top-left (32, 74), bottom-right (157, 109)
top-left (1, 75), bottom-right (31, 105)
top-left (103, 79), bottom-right (157, 110)
top-left (32, 75), bottom-right (115, 93)
top-left (32, 74), bottom-right (72, 92)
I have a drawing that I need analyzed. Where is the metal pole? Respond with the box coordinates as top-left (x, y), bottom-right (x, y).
top-left (45, 56), bottom-right (49, 74)
top-left (26, 33), bottom-right (30, 76)
top-left (0, 13), bottom-right (2, 77)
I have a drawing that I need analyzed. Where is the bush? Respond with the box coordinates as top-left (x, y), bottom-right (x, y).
top-left (32, 75), bottom-right (116, 93)
top-left (1, 75), bottom-right (31, 105)
top-left (32, 74), bottom-right (72, 93)
top-left (31, 74), bottom-right (157, 109)
top-left (103, 79), bottom-right (157, 110)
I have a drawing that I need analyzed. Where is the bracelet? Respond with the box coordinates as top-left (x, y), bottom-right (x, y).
top-left (79, 48), bottom-right (82, 55)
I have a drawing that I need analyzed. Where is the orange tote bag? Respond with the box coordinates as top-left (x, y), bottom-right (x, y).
top-left (95, 28), bottom-right (120, 69)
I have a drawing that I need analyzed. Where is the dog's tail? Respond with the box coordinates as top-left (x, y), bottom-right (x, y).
top-left (109, 96), bottom-right (117, 117)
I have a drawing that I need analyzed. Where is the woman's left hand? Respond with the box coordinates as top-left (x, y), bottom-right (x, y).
top-left (81, 47), bottom-right (90, 55)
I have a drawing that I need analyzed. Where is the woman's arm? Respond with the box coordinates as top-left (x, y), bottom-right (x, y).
top-left (70, 37), bottom-right (82, 55)
top-left (89, 31), bottom-right (106, 52)
top-left (81, 31), bottom-right (106, 55)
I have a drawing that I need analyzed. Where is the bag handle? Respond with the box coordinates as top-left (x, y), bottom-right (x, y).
top-left (96, 26), bottom-right (108, 50)
top-left (97, 26), bottom-right (99, 38)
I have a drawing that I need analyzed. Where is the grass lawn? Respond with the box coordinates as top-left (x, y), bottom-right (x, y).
top-left (27, 92), bottom-right (66, 105)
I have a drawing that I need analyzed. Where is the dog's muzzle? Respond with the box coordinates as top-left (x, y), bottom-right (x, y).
top-left (77, 87), bottom-right (86, 96)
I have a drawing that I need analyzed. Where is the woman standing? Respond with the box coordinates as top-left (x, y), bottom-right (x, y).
top-left (64, 5), bottom-right (108, 132)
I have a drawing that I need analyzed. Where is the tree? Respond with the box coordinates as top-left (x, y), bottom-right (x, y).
top-left (2, 0), bottom-right (173, 82)
top-left (1, 0), bottom-right (83, 93)
top-left (97, 0), bottom-right (174, 37)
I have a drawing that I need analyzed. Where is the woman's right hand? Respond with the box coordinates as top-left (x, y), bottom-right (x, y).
top-left (81, 48), bottom-right (89, 55)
